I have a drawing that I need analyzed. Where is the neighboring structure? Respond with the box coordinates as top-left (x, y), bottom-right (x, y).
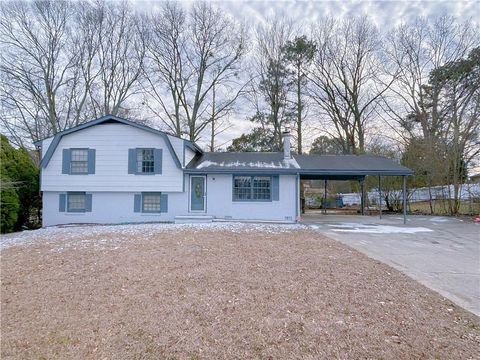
top-left (35, 115), bottom-right (413, 226)
top-left (470, 167), bottom-right (480, 183)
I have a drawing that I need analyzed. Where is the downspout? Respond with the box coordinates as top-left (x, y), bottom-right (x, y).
top-left (296, 173), bottom-right (300, 222)
top-left (402, 175), bottom-right (407, 224)
top-left (378, 176), bottom-right (382, 220)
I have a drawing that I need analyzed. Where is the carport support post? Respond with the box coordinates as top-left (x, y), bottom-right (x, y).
top-left (378, 176), bottom-right (382, 220)
top-left (402, 175), bottom-right (407, 224)
top-left (324, 180), bottom-right (327, 215)
top-left (360, 179), bottom-right (365, 216)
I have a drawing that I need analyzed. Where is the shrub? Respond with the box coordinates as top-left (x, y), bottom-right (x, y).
top-left (0, 135), bottom-right (40, 233)
top-left (0, 177), bottom-right (20, 233)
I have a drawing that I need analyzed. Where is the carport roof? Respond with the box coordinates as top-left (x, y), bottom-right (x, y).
top-left (186, 152), bottom-right (413, 177)
top-left (294, 154), bottom-right (413, 176)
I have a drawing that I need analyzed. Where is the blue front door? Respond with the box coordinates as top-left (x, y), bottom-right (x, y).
top-left (190, 176), bottom-right (205, 211)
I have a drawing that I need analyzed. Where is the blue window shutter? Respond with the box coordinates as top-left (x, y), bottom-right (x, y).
top-left (59, 194), bottom-right (66, 212)
top-left (272, 175), bottom-right (279, 201)
top-left (134, 194), bottom-right (141, 212)
top-left (154, 149), bottom-right (163, 174)
top-left (160, 194), bottom-right (168, 212)
top-left (128, 149), bottom-right (136, 174)
top-left (85, 194), bottom-right (92, 212)
top-left (62, 149), bottom-right (71, 174)
top-left (87, 149), bottom-right (96, 174)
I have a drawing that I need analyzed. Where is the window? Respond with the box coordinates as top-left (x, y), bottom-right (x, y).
top-left (70, 149), bottom-right (88, 174)
top-left (142, 193), bottom-right (161, 212)
top-left (137, 148), bottom-right (154, 173)
top-left (253, 176), bottom-right (271, 200)
top-left (233, 176), bottom-right (271, 201)
top-left (67, 192), bottom-right (86, 212)
top-left (233, 176), bottom-right (252, 200)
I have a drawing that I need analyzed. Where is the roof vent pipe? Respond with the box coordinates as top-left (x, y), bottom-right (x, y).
top-left (282, 127), bottom-right (291, 160)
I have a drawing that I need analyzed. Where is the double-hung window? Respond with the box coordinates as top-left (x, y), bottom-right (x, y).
top-left (233, 175), bottom-right (271, 201)
top-left (137, 148), bottom-right (154, 174)
top-left (133, 192), bottom-right (167, 213)
top-left (142, 193), bottom-right (161, 212)
top-left (67, 192), bottom-right (86, 212)
top-left (252, 176), bottom-right (271, 200)
top-left (70, 149), bottom-right (88, 174)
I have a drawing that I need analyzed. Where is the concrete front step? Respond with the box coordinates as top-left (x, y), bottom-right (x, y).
top-left (174, 215), bottom-right (214, 224)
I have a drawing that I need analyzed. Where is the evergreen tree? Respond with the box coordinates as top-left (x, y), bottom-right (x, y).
top-left (1, 135), bottom-right (40, 232)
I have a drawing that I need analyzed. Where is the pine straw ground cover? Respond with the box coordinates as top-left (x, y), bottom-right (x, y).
top-left (1, 224), bottom-right (479, 359)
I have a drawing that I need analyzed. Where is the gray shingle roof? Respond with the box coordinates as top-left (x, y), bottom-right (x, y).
top-left (187, 152), bottom-right (412, 176)
top-left (293, 154), bottom-right (413, 175)
top-left (187, 152), bottom-right (300, 171)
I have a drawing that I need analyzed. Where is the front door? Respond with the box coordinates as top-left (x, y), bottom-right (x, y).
top-left (190, 176), bottom-right (206, 212)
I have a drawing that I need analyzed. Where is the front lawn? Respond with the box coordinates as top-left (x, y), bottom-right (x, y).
top-left (1, 223), bottom-right (478, 359)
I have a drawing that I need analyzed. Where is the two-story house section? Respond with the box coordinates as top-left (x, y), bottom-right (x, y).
top-left (35, 115), bottom-right (413, 226)
top-left (37, 116), bottom-right (201, 226)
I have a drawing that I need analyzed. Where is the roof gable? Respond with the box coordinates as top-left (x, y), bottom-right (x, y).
top-left (39, 115), bottom-right (191, 168)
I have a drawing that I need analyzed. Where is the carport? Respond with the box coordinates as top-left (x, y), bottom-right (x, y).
top-left (294, 155), bottom-right (414, 224)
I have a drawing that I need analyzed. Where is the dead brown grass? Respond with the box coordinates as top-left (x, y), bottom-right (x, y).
top-left (1, 227), bottom-right (479, 359)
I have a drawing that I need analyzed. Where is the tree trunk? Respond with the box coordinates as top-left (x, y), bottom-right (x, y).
top-left (210, 84), bottom-right (216, 152)
top-left (296, 63), bottom-right (302, 154)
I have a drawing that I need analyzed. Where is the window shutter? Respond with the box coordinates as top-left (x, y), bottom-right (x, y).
top-left (85, 194), bottom-right (92, 212)
top-left (62, 149), bottom-right (71, 174)
top-left (160, 194), bottom-right (168, 212)
top-left (272, 175), bottom-right (279, 201)
top-left (134, 194), bottom-right (141, 212)
top-left (128, 149), bottom-right (136, 174)
top-left (154, 149), bottom-right (163, 174)
top-left (59, 194), bottom-right (66, 212)
top-left (87, 149), bottom-right (96, 174)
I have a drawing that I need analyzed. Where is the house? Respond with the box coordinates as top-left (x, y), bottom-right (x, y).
top-left (470, 167), bottom-right (480, 183)
top-left (35, 115), bottom-right (412, 226)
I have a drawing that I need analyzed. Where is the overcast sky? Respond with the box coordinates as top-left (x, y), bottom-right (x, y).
top-left (218, 0), bottom-right (479, 29)
top-left (135, 0), bottom-right (479, 149)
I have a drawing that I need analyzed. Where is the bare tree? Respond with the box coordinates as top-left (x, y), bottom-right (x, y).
top-left (144, 2), bottom-right (246, 142)
top-left (208, 82), bottom-right (236, 151)
top-left (0, 0), bottom-right (146, 146)
top-left (143, 2), bottom-right (187, 136)
top-left (434, 48), bottom-right (480, 214)
top-left (249, 18), bottom-right (294, 150)
top-left (383, 16), bottom-right (477, 139)
top-left (283, 36), bottom-right (316, 154)
top-left (0, 0), bottom-right (80, 144)
top-left (89, 1), bottom-right (147, 117)
top-left (384, 17), bottom-right (479, 215)
top-left (309, 17), bottom-right (391, 154)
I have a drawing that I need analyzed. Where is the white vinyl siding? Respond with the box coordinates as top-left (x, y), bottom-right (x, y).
top-left (185, 147), bottom-right (196, 166)
top-left (42, 174), bottom-right (296, 226)
top-left (41, 123), bottom-right (183, 192)
top-left (167, 135), bottom-right (185, 166)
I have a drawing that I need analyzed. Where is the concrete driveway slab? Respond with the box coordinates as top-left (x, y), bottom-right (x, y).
top-left (302, 214), bottom-right (480, 316)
